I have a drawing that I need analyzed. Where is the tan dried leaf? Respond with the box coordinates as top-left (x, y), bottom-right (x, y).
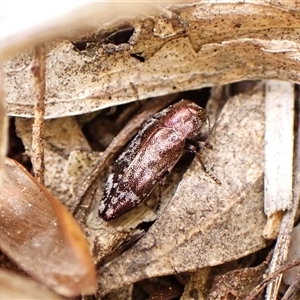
top-left (0, 67), bottom-right (7, 188)
top-left (15, 117), bottom-right (90, 207)
top-left (0, 268), bottom-right (63, 299)
top-left (181, 259), bottom-right (268, 300)
top-left (3, 2), bottom-right (300, 118)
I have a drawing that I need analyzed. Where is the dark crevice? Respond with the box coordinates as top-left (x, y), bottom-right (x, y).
top-left (72, 41), bottom-right (88, 51)
top-left (72, 25), bottom-right (135, 52)
top-left (130, 53), bottom-right (146, 63)
top-left (104, 26), bottom-right (135, 45)
top-left (7, 118), bottom-right (32, 172)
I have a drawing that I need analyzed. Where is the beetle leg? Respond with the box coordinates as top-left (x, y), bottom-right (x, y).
top-left (199, 140), bottom-right (214, 150)
top-left (187, 139), bottom-right (214, 150)
top-left (186, 143), bottom-right (221, 185)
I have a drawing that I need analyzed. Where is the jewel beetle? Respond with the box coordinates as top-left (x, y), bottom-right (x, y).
top-left (99, 99), bottom-right (215, 221)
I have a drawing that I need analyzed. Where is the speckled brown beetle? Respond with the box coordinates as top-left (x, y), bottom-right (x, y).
top-left (99, 99), bottom-right (219, 221)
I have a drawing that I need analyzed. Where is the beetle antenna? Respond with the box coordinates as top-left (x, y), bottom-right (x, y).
top-left (206, 114), bottom-right (212, 142)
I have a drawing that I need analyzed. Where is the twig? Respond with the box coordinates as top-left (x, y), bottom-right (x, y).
top-left (263, 81), bottom-right (295, 299)
top-left (245, 258), bottom-right (300, 300)
top-left (31, 45), bottom-right (46, 184)
top-left (280, 86), bottom-right (300, 300)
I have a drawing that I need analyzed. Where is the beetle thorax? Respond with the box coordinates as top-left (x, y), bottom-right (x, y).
top-left (163, 106), bottom-right (205, 139)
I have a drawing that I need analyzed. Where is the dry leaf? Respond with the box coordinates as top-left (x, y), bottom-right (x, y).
top-left (0, 268), bottom-right (63, 300)
top-left (0, 158), bottom-right (96, 297)
top-left (97, 88), bottom-right (267, 296)
top-left (181, 259), bottom-right (268, 300)
top-left (0, 67), bottom-right (7, 188)
top-left (3, 2), bottom-right (300, 118)
top-left (206, 263), bottom-right (267, 300)
top-left (0, 3), bottom-right (162, 61)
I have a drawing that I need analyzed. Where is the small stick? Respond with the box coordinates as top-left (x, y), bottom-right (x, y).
top-left (263, 80), bottom-right (295, 300)
top-left (263, 80), bottom-right (294, 238)
top-left (31, 45), bottom-right (46, 184)
top-left (245, 258), bottom-right (300, 300)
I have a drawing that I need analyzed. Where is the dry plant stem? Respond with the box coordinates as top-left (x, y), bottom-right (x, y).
top-left (31, 45), bottom-right (45, 184)
top-left (263, 80), bottom-right (294, 296)
top-left (264, 80), bottom-right (294, 222)
top-left (72, 94), bottom-right (178, 223)
top-left (280, 90), bottom-right (300, 300)
top-left (0, 65), bottom-right (7, 186)
top-left (245, 258), bottom-right (300, 300)
top-left (283, 275), bottom-right (300, 300)
top-left (263, 81), bottom-right (295, 300)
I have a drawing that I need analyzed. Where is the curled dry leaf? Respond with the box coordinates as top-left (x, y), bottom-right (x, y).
top-left (0, 3), bottom-right (162, 62)
top-left (4, 2), bottom-right (300, 119)
top-left (0, 67), bottom-right (7, 187)
top-left (97, 89), bottom-right (267, 296)
top-left (0, 158), bottom-right (96, 297)
top-left (0, 268), bottom-right (63, 300)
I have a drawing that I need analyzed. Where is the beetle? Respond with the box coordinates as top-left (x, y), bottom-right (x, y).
top-left (99, 99), bottom-right (217, 221)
